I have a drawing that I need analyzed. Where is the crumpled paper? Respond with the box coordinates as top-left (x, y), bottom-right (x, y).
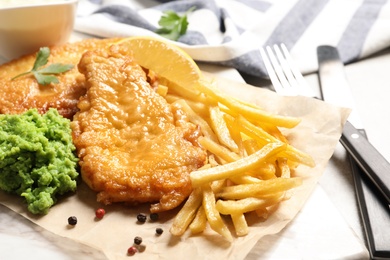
top-left (0, 74), bottom-right (350, 259)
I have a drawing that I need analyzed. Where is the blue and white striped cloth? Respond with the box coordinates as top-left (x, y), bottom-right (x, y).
top-left (75, 0), bottom-right (390, 78)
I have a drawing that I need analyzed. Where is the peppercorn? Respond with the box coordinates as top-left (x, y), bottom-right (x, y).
top-left (134, 236), bottom-right (142, 245)
top-left (137, 213), bottom-right (147, 223)
top-left (95, 208), bottom-right (106, 219)
top-left (68, 216), bottom-right (77, 226)
top-left (127, 246), bottom-right (138, 256)
top-left (150, 213), bottom-right (159, 221)
top-left (136, 244), bottom-right (146, 253)
top-left (156, 227), bottom-right (163, 235)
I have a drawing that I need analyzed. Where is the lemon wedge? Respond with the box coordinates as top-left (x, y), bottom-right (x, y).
top-left (117, 36), bottom-right (201, 88)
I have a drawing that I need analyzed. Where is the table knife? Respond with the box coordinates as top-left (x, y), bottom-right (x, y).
top-left (317, 45), bottom-right (390, 259)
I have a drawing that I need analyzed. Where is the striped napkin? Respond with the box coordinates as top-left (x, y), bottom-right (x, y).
top-left (75, 0), bottom-right (390, 78)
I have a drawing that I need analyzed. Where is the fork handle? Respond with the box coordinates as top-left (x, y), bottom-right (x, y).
top-left (340, 120), bottom-right (390, 205)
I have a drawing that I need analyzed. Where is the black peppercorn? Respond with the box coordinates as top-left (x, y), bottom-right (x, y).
top-left (137, 213), bottom-right (147, 223)
top-left (134, 236), bottom-right (142, 245)
top-left (156, 227), bottom-right (163, 235)
top-left (68, 216), bottom-right (77, 226)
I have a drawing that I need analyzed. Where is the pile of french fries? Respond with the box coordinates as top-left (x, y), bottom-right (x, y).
top-left (157, 76), bottom-right (315, 242)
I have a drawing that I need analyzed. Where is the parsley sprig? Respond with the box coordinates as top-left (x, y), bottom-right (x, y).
top-left (156, 6), bottom-right (196, 41)
top-left (12, 47), bottom-right (74, 85)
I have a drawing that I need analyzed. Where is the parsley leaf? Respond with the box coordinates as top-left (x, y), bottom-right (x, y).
top-left (33, 73), bottom-right (59, 85)
top-left (32, 46), bottom-right (50, 71)
top-left (12, 47), bottom-right (74, 85)
top-left (38, 63), bottom-right (74, 74)
top-left (156, 6), bottom-right (196, 41)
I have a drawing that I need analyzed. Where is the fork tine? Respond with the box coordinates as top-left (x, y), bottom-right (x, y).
top-left (273, 44), bottom-right (300, 92)
top-left (280, 44), bottom-right (316, 97)
top-left (260, 45), bottom-right (295, 96)
top-left (259, 46), bottom-right (284, 94)
top-left (265, 45), bottom-right (295, 96)
top-left (260, 44), bottom-right (317, 98)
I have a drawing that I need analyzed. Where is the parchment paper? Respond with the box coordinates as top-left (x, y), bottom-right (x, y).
top-left (0, 73), bottom-right (350, 259)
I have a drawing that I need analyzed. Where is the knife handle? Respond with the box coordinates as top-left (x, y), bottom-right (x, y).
top-left (340, 120), bottom-right (390, 204)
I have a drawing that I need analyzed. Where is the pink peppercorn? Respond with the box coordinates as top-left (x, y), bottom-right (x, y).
top-left (127, 246), bottom-right (138, 256)
top-left (95, 208), bottom-right (106, 219)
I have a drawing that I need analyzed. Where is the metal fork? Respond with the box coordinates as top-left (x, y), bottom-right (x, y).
top-left (260, 44), bottom-right (316, 98)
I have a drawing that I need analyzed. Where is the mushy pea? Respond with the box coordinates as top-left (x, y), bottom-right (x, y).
top-left (0, 108), bottom-right (79, 214)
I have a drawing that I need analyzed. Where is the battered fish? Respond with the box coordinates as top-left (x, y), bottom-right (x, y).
top-left (72, 44), bottom-right (207, 212)
top-left (0, 38), bottom-right (119, 119)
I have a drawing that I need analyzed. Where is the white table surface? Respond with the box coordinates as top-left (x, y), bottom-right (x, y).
top-left (2, 33), bottom-right (389, 259)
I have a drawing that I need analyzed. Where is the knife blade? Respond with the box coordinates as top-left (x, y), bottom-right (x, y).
top-left (317, 45), bottom-right (390, 259)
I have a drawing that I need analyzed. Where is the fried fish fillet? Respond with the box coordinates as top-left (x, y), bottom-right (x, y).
top-left (71, 44), bottom-right (207, 212)
top-left (0, 38), bottom-right (119, 119)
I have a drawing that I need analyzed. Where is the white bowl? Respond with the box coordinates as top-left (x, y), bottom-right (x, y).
top-left (0, 0), bottom-right (78, 61)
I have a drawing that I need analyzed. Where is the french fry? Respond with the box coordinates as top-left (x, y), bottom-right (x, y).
top-left (207, 154), bottom-right (220, 167)
top-left (215, 195), bottom-right (283, 215)
top-left (241, 139), bottom-right (277, 180)
top-left (222, 113), bottom-right (244, 156)
top-left (256, 203), bottom-right (280, 219)
top-left (170, 187), bottom-right (203, 236)
top-left (209, 106), bottom-right (239, 153)
top-left (191, 142), bottom-right (286, 187)
top-left (189, 206), bottom-right (207, 234)
top-left (276, 157), bottom-right (290, 178)
top-left (255, 208), bottom-right (269, 219)
top-left (196, 81), bottom-right (301, 128)
top-left (211, 179), bottom-right (227, 193)
top-left (231, 213), bottom-right (248, 236)
top-left (171, 99), bottom-right (218, 142)
top-left (229, 175), bottom-right (262, 185)
top-left (257, 121), bottom-right (290, 143)
top-left (202, 184), bottom-right (233, 242)
top-left (198, 136), bottom-right (240, 163)
top-left (159, 77), bottom-right (203, 102)
top-left (217, 177), bottom-right (303, 200)
top-left (165, 94), bottom-right (210, 118)
top-left (156, 84), bottom-right (168, 97)
top-left (254, 162), bottom-right (277, 180)
top-left (242, 139), bottom-right (260, 155)
top-left (236, 115), bottom-right (315, 167)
